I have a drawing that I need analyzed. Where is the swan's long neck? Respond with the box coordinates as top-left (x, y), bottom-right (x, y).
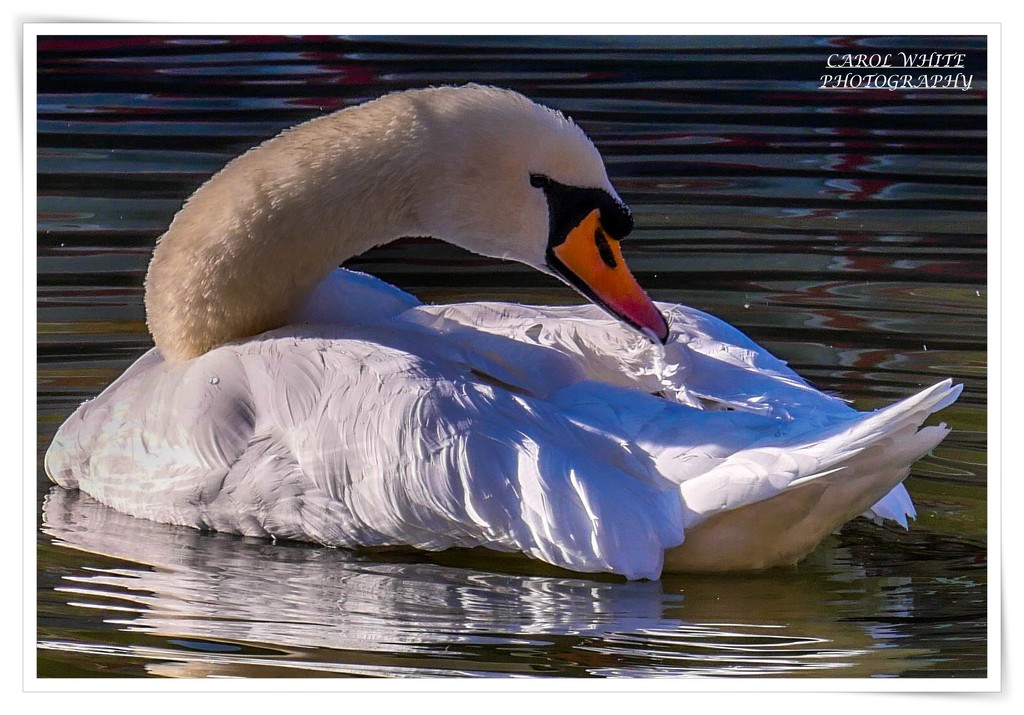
top-left (144, 96), bottom-right (430, 361)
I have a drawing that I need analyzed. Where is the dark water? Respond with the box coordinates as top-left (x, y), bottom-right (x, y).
top-left (36, 35), bottom-right (987, 679)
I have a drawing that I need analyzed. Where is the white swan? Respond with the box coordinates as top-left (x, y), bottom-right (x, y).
top-left (44, 85), bottom-right (961, 580)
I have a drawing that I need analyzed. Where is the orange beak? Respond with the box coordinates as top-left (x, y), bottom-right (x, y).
top-left (549, 208), bottom-right (669, 344)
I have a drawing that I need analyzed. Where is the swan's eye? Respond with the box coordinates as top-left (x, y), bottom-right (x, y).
top-left (530, 174), bottom-right (550, 189)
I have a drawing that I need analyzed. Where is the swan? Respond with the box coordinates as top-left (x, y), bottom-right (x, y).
top-left (44, 85), bottom-right (961, 581)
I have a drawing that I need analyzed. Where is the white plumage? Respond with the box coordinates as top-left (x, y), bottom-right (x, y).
top-left (45, 86), bottom-right (959, 580)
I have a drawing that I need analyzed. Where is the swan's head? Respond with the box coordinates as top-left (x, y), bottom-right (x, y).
top-left (414, 85), bottom-right (669, 343)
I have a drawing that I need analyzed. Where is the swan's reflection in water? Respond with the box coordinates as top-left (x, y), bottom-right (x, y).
top-left (41, 487), bottom-right (930, 678)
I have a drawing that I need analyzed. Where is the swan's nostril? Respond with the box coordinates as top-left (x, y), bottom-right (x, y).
top-left (594, 227), bottom-right (618, 269)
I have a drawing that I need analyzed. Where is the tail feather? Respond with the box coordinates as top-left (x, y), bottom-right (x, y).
top-left (665, 381), bottom-right (959, 572)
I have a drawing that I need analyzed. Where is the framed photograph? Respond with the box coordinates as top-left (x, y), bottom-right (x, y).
top-left (28, 26), bottom-right (996, 689)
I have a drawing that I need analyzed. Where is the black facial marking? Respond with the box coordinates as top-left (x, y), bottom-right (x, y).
top-left (594, 226), bottom-right (618, 269)
top-left (530, 174), bottom-right (633, 250)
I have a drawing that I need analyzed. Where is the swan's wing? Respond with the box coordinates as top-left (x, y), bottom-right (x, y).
top-left (548, 377), bottom-right (958, 571)
top-left (45, 324), bottom-right (684, 581)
